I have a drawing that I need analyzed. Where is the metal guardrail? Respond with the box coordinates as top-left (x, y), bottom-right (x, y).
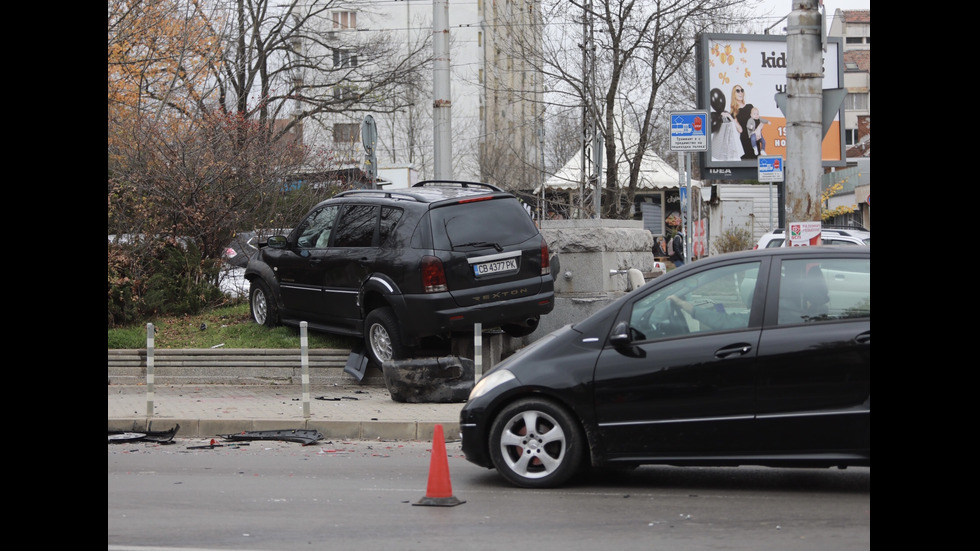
top-left (107, 348), bottom-right (384, 386)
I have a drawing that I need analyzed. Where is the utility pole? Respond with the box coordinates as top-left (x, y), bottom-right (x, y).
top-left (433, 0), bottom-right (452, 179)
top-left (579, 0), bottom-right (600, 218)
top-left (785, 0), bottom-right (822, 223)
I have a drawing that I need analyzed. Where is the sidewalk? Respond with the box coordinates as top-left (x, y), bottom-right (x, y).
top-left (108, 383), bottom-right (465, 442)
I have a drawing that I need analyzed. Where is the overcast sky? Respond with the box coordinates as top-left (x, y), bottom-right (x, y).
top-left (753, 0), bottom-right (871, 27)
top-left (756, 1), bottom-right (871, 15)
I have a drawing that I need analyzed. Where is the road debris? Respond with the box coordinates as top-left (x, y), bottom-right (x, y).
top-left (218, 429), bottom-right (324, 445)
top-left (108, 424), bottom-right (180, 443)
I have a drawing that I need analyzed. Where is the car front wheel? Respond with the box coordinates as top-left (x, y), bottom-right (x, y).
top-left (249, 280), bottom-right (279, 328)
top-left (489, 398), bottom-right (584, 488)
top-left (364, 307), bottom-right (407, 366)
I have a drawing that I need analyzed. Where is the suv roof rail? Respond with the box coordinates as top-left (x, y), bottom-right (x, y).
top-left (413, 180), bottom-right (504, 193)
top-left (823, 224), bottom-right (869, 232)
top-left (770, 224), bottom-right (868, 235)
top-left (334, 189), bottom-right (430, 202)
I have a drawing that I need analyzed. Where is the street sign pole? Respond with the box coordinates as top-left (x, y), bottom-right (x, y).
top-left (669, 111), bottom-right (707, 262)
top-left (757, 156), bottom-right (785, 232)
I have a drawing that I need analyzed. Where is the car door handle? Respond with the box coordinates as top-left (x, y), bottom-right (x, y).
top-left (715, 343), bottom-right (752, 359)
top-left (854, 331), bottom-right (870, 345)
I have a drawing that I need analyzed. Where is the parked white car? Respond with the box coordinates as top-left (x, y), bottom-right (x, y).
top-left (755, 227), bottom-right (870, 249)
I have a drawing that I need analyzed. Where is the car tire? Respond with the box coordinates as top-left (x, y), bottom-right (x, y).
top-left (364, 307), bottom-right (407, 367)
top-left (249, 280), bottom-right (279, 328)
top-left (489, 398), bottom-right (584, 488)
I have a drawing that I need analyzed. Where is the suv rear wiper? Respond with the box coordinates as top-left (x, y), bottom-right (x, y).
top-left (455, 241), bottom-right (503, 252)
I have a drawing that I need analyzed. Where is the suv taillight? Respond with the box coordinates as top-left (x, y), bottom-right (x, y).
top-left (541, 240), bottom-right (550, 276)
top-left (421, 255), bottom-right (448, 293)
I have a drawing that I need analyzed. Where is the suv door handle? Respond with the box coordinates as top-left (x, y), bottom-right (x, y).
top-left (714, 343), bottom-right (752, 359)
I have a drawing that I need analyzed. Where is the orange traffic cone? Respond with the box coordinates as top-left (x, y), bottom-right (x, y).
top-left (414, 424), bottom-right (465, 507)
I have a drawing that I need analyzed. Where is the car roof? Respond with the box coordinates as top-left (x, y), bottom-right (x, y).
top-left (766, 226), bottom-right (869, 237)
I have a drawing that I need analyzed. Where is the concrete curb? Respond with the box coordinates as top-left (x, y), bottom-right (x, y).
top-left (108, 417), bottom-right (460, 441)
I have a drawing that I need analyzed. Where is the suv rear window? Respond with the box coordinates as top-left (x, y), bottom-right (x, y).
top-left (430, 198), bottom-right (538, 251)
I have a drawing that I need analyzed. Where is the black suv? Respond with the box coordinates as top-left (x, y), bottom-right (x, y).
top-left (245, 181), bottom-right (554, 366)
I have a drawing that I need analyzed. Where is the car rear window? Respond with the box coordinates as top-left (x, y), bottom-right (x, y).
top-left (429, 198), bottom-right (539, 250)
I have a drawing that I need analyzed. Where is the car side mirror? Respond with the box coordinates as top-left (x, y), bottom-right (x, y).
top-left (267, 235), bottom-right (287, 249)
top-left (609, 321), bottom-right (632, 347)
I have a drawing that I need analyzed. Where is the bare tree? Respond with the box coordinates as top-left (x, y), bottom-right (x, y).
top-left (508, 0), bottom-right (756, 218)
top-left (108, 0), bottom-right (432, 322)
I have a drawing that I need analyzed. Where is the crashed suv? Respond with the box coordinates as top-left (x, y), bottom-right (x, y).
top-left (245, 181), bottom-right (554, 367)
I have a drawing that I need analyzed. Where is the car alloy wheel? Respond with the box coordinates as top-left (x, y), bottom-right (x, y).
top-left (249, 281), bottom-right (278, 328)
top-left (489, 398), bottom-right (583, 488)
top-left (364, 307), bottom-right (406, 367)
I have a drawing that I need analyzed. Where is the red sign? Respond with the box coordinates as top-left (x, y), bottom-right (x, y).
top-left (693, 117), bottom-right (702, 132)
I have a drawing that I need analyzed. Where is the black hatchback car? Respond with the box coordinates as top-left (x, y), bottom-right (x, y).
top-left (460, 246), bottom-right (870, 488)
top-left (244, 181), bottom-right (554, 367)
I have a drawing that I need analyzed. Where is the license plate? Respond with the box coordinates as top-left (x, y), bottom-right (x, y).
top-left (474, 258), bottom-right (518, 276)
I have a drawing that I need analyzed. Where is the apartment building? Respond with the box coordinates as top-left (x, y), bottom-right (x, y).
top-left (303, 1), bottom-right (544, 187)
top-left (828, 9), bottom-right (870, 148)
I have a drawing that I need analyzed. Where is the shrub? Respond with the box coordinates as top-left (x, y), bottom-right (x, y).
top-left (142, 240), bottom-right (225, 318)
top-left (714, 226), bottom-right (754, 254)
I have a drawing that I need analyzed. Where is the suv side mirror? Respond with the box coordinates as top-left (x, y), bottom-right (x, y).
top-left (267, 235), bottom-right (287, 249)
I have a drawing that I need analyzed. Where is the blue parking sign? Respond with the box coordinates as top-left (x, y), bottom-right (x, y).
top-left (758, 156), bottom-right (784, 182)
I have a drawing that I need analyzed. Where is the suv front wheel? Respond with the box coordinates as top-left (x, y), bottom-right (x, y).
top-left (364, 307), bottom-right (407, 366)
top-left (249, 280), bottom-right (279, 328)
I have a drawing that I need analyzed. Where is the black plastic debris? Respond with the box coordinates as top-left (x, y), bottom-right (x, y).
top-left (381, 356), bottom-right (475, 403)
top-left (108, 424), bottom-right (180, 444)
top-left (218, 429), bottom-right (324, 445)
top-left (187, 438), bottom-right (250, 450)
top-left (343, 344), bottom-right (370, 381)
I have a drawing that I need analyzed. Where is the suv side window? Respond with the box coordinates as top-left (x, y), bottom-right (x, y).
top-left (379, 207), bottom-right (404, 248)
top-left (296, 205), bottom-right (339, 248)
top-left (334, 205), bottom-right (378, 247)
top-left (777, 258), bottom-right (870, 325)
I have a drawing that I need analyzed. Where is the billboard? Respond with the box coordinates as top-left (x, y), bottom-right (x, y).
top-left (699, 33), bottom-right (844, 171)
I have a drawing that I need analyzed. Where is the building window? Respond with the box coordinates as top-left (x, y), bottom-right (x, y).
top-left (333, 49), bottom-right (358, 69)
top-left (844, 128), bottom-right (858, 146)
top-left (333, 123), bottom-right (359, 143)
top-left (844, 93), bottom-right (869, 110)
top-left (845, 36), bottom-right (863, 44)
top-left (333, 85), bottom-right (357, 100)
top-left (333, 11), bottom-right (356, 30)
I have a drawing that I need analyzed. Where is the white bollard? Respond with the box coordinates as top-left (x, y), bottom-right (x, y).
top-left (301, 322), bottom-right (310, 418)
top-left (146, 323), bottom-right (154, 418)
top-left (474, 322), bottom-right (482, 381)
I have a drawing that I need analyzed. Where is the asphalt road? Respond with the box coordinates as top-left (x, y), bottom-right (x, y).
top-left (109, 438), bottom-right (870, 551)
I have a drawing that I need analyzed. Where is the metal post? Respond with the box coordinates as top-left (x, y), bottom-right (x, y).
top-left (301, 322), bottom-right (310, 418)
top-left (685, 153), bottom-right (692, 263)
top-left (432, 0), bottom-right (452, 179)
top-left (146, 323), bottom-right (154, 418)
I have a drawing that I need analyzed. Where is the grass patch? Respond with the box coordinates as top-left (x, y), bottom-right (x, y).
top-left (107, 301), bottom-right (358, 350)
